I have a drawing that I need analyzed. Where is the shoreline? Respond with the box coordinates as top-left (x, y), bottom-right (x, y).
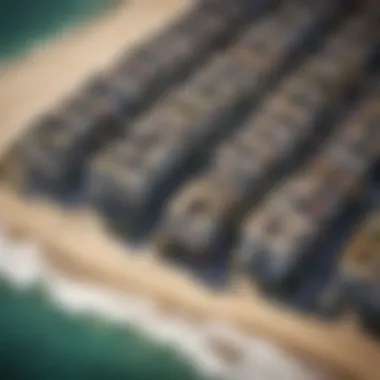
top-left (0, 232), bottom-right (329, 380)
top-left (0, 1), bottom-right (379, 379)
top-left (0, 0), bottom-right (122, 64)
top-left (0, 185), bottom-right (378, 380)
top-left (0, 0), bottom-right (190, 161)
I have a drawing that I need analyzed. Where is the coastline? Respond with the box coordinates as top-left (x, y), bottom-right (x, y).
top-left (0, 1), bottom-right (379, 379)
top-left (0, 185), bottom-right (378, 380)
top-left (0, 0), bottom-right (121, 63)
top-left (0, 229), bottom-right (330, 380)
top-left (0, 0), bottom-right (190, 161)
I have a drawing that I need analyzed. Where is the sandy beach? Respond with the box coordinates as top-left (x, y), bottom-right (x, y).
top-left (0, 1), bottom-right (379, 379)
top-left (0, 232), bottom-right (333, 380)
top-left (0, 185), bottom-right (378, 380)
top-left (0, 0), bottom-right (190, 160)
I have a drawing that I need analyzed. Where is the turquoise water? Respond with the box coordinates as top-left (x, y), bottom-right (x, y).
top-left (0, 3), bottom-right (207, 378)
top-left (0, 282), bottom-right (207, 380)
top-left (0, 0), bottom-right (119, 62)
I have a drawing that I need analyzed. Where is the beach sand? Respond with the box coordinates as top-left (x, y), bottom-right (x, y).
top-left (0, 1), bottom-right (379, 379)
top-left (0, 185), bottom-right (379, 380)
top-left (0, 0), bottom-right (190, 160)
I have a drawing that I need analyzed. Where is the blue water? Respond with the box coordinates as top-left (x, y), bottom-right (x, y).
top-left (0, 282), bottom-right (207, 380)
top-left (0, 0), bottom-right (120, 62)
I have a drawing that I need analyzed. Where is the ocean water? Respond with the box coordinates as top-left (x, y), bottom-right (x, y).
top-left (0, 0), bottom-right (119, 62)
top-left (0, 232), bottom-right (329, 380)
top-left (0, 284), bottom-right (207, 380)
top-left (0, 232), bottom-right (207, 380)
